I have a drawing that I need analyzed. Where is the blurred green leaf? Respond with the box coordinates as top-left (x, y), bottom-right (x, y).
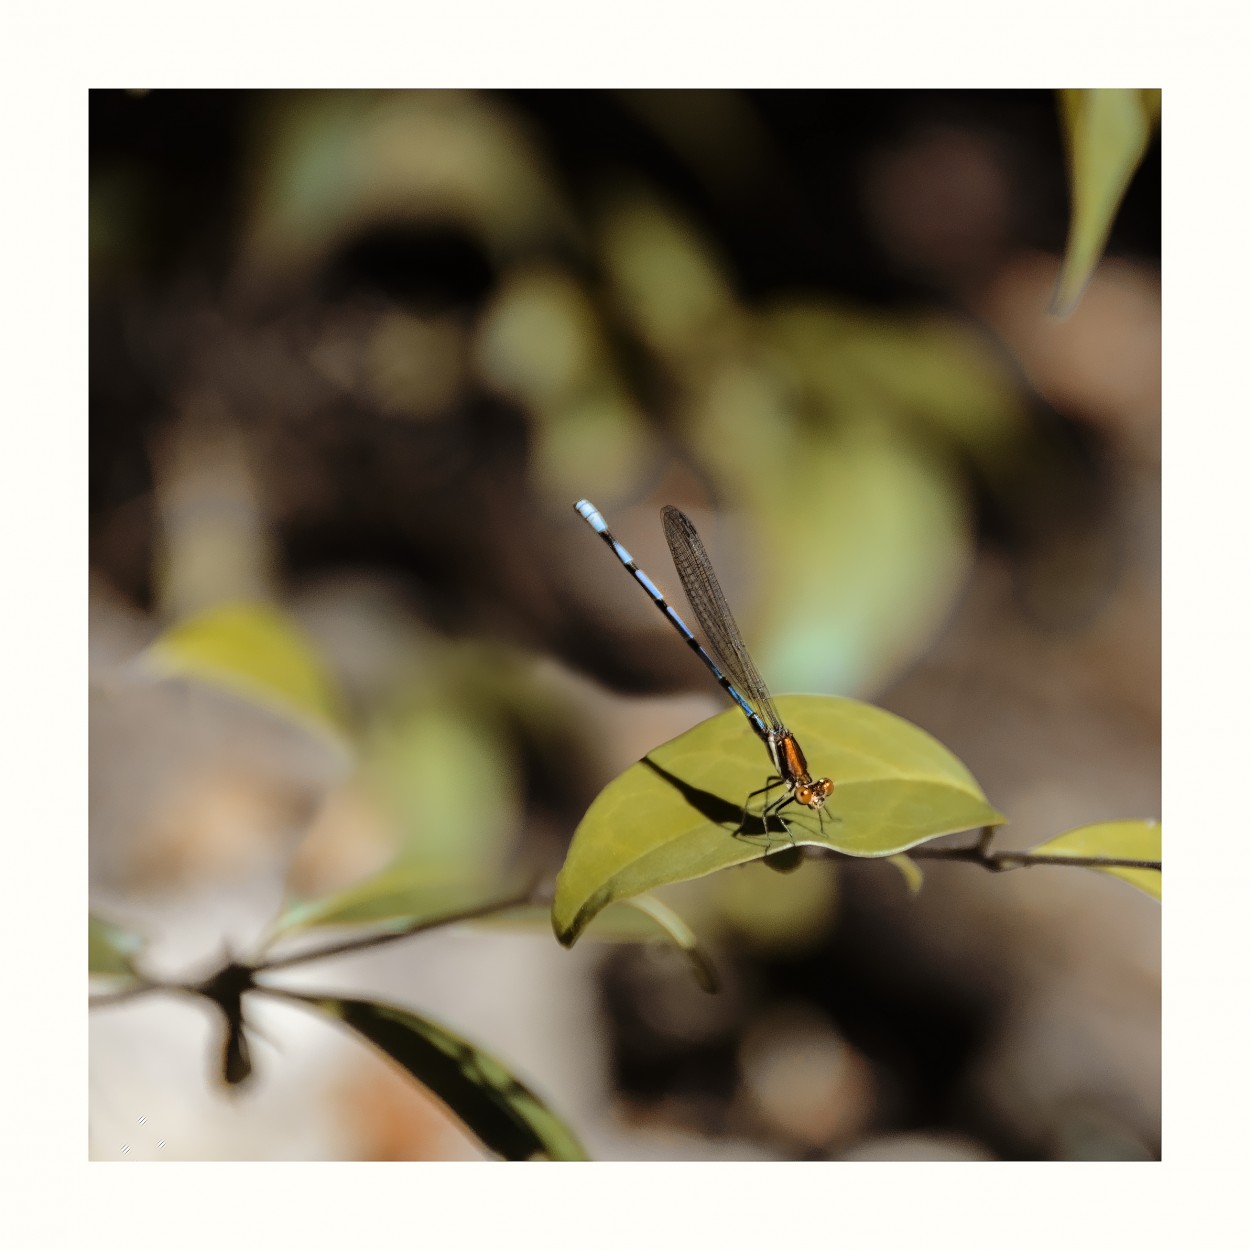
top-left (468, 895), bottom-right (718, 991)
top-left (268, 646), bottom-right (529, 944)
top-left (704, 855), bottom-right (839, 952)
top-left (886, 854), bottom-right (924, 897)
top-left (144, 601), bottom-right (348, 742)
top-left (764, 303), bottom-right (1029, 468)
top-left (686, 355), bottom-right (973, 696)
top-left (533, 386), bottom-right (652, 502)
top-left (477, 267), bottom-right (608, 406)
top-left (268, 864), bottom-right (511, 939)
top-left (553, 694), bottom-right (1003, 945)
top-left (244, 91), bottom-right (567, 280)
top-left (1054, 88), bottom-right (1159, 316)
top-left (476, 266), bottom-right (652, 500)
top-left (598, 192), bottom-right (738, 358)
top-left (615, 895), bottom-right (719, 993)
top-left (294, 994), bottom-right (587, 1161)
top-left (363, 689), bottom-right (519, 874)
top-left (462, 650), bottom-right (591, 808)
top-left (1027, 819), bottom-right (1161, 900)
top-left (756, 424), bottom-right (972, 695)
top-left (89, 913), bottom-right (145, 979)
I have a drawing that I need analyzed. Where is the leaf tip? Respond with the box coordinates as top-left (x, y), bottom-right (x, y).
top-left (550, 908), bottom-right (577, 948)
top-left (885, 854), bottom-right (924, 897)
top-left (1049, 281), bottom-right (1086, 320)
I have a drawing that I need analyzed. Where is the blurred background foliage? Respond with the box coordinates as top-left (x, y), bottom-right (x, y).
top-left (90, 89), bottom-right (1159, 1161)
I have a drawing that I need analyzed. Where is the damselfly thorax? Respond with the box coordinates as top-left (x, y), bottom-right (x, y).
top-left (767, 731), bottom-right (835, 813)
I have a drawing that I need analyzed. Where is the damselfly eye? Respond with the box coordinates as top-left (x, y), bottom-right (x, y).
top-left (796, 785), bottom-right (813, 805)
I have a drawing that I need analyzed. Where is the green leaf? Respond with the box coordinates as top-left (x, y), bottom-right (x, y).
top-left (268, 865), bottom-right (514, 939)
top-left (553, 694), bottom-right (1003, 945)
top-left (143, 601), bottom-right (348, 742)
top-left (89, 912), bottom-right (145, 978)
top-left (1054, 89), bottom-right (1159, 316)
top-left (292, 994), bottom-right (587, 1161)
top-left (1027, 819), bottom-right (1161, 900)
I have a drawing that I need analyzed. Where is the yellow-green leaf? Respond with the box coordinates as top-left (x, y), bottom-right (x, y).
top-left (553, 694), bottom-right (1003, 945)
top-left (1054, 88), bottom-right (1159, 316)
top-left (290, 994), bottom-right (587, 1161)
top-left (1027, 819), bottom-right (1161, 900)
top-left (143, 601), bottom-right (348, 742)
top-left (89, 912), bottom-right (145, 978)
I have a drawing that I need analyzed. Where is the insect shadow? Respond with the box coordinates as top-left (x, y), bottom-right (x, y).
top-left (639, 755), bottom-right (810, 850)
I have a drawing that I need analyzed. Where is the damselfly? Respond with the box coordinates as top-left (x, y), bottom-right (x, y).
top-left (575, 499), bottom-right (834, 837)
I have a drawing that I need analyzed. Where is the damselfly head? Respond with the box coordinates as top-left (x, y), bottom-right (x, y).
top-left (795, 777), bottom-right (834, 810)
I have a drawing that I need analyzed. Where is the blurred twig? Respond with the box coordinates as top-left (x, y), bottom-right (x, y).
top-left (907, 829), bottom-right (1160, 873)
top-left (88, 883), bottom-right (542, 1012)
top-left (255, 882), bottom-right (541, 972)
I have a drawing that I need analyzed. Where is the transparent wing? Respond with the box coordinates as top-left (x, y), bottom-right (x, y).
top-left (661, 505), bottom-right (785, 734)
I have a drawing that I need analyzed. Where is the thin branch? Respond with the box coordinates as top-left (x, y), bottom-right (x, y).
top-left (247, 982), bottom-right (310, 1006)
top-left (89, 886), bottom-right (541, 1010)
top-left (907, 831), bottom-right (1161, 873)
top-left (254, 884), bottom-right (541, 973)
top-left (89, 829), bottom-right (1161, 1016)
top-left (88, 977), bottom-right (186, 1010)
